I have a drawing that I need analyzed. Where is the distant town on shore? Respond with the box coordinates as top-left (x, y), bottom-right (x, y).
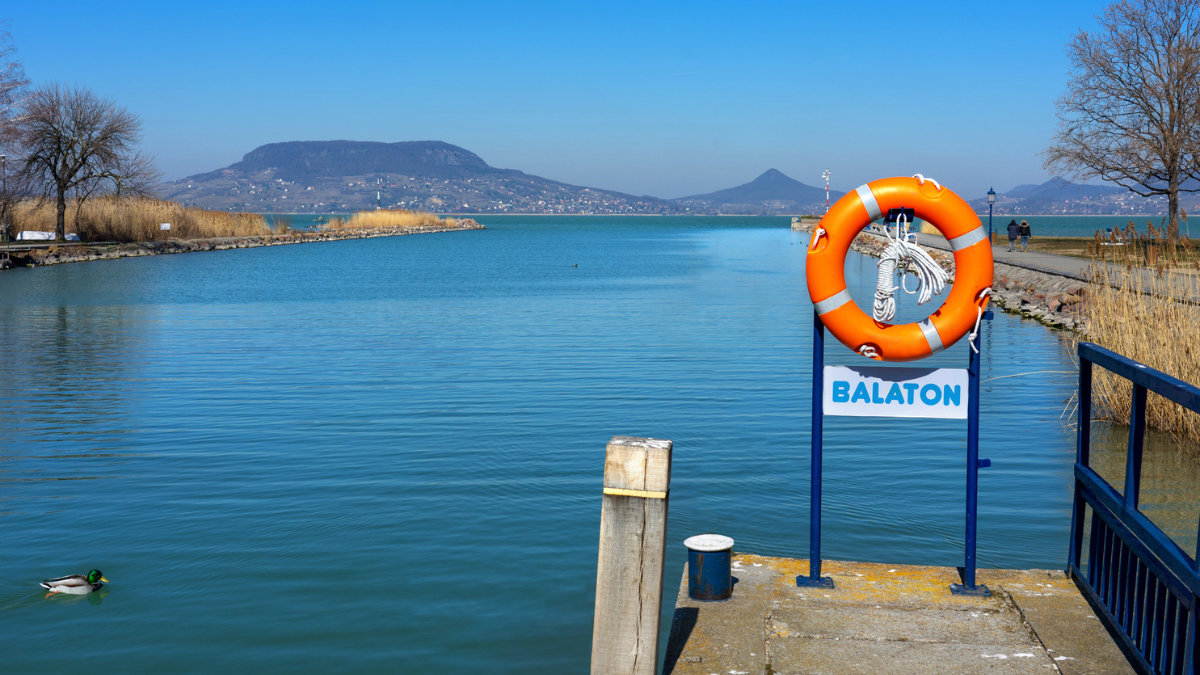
top-left (156, 140), bottom-right (1193, 217)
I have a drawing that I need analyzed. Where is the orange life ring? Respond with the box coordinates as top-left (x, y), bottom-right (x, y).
top-left (806, 176), bottom-right (993, 362)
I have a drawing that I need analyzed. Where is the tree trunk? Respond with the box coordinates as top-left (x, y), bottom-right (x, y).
top-left (55, 186), bottom-right (66, 242)
top-left (1167, 161), bottom-right (1180, 234)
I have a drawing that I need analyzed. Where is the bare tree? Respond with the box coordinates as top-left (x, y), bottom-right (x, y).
top-left (17, 84), bottom-right (160, 240)
top-left (0, 23), bottom-right (29, 240)
top-left (0, 22), bottom-right (28, 146)
top-left (1045, 0), bottom-right (1200, 231)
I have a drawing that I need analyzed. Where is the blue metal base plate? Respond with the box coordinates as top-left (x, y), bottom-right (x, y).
top-left (796, 575), bottom-right (835, 589)
top-left (949, 583), bottom-right (991, 597)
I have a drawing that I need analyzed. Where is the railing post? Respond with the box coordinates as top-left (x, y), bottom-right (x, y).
top-left (1125, 384), bottom-right (1147, 509)
top-left (591, 436), bottom-right (672, 675)
top-left (1070, 356), bottom-right (1093, 571)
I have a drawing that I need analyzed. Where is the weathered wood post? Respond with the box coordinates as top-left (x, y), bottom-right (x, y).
top-left (591, 436), bottom-right (673, 675)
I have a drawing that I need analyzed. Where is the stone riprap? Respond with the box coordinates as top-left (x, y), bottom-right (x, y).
top-left (0, 220), bottom-right (484, 270)
top-left (663, 555), bottom-right (1135, 675)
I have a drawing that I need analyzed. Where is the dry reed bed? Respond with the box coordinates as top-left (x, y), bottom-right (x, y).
top-left (11, 198), bottom-right (270, 242)
top-left (324, 209), bottom-right (454, 231)
top-left (1087, 218), bottom-right (1200, 272)
top-left (1082, 263), bottom-right (1200, 442)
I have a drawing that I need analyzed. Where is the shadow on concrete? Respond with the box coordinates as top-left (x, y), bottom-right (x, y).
top-left (662, 606), bottom-right (699, 675)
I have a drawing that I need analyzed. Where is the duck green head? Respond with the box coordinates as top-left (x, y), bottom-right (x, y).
top-left (87, 570), bottom-right (108, 584)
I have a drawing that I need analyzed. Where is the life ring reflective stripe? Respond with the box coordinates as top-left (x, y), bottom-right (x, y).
top-left (806, 176), bottom-right (993, 362)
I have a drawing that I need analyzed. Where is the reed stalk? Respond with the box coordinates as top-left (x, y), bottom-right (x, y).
top-left (1085, 215), bottom-right (1200, 273)
top-left (10, 197), bottom-right (270, 242)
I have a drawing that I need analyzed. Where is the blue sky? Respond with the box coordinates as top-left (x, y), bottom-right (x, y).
top-left (6, 1), bottom-right (1107, 199)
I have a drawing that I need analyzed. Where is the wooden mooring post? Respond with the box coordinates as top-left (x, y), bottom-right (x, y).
top-left (591, 436), bottom-right (673, 675)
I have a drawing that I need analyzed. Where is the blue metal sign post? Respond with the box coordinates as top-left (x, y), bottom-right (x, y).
top-left (798, 309), bottom-right (993, 595)
top-left (797, 312), bottom-right (834, 588)
top-left (950, 310), bottom-right (993, 596)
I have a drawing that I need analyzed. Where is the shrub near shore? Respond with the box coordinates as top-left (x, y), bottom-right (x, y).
top-left (11, 197), bottom-right (270, 242)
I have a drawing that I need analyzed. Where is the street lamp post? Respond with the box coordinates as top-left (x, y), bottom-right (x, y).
top-left (986, 187), bottom-right (995, 245)
top-left (822, 169), bottom-right (831, 213)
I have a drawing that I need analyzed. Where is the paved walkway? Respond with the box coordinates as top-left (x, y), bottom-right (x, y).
top-left (663, 555), bottom-right (1135, 675)
top-left (913, 231), bottom-right (1091, 281)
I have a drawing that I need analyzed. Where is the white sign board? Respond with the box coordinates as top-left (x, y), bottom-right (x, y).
top-left (160, 223), bottom-right (171, 231)
top-left (823, 365), bottom-right (968, 419)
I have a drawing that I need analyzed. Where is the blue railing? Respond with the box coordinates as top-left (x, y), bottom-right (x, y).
top-left (1070, 343), bottom-right (1200, 675)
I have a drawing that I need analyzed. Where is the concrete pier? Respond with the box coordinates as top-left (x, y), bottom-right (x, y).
top-left (663, 554), bottom-right (1135, 675)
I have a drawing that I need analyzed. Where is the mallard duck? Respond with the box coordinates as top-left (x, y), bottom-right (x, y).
top-left (40, 570), bottom-right (108, 595)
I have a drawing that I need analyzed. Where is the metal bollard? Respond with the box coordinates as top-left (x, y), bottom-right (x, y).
top-left (684, 534), bottom-right (734, 600)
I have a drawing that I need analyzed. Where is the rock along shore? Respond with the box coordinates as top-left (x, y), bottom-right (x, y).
top-left (792, 220), bottom-right (1090, 334)
top-left (0, 219), bottom-right (484, 270)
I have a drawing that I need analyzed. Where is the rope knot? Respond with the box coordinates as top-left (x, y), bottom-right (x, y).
top-left (810, 227), bottom-right (826, 251)
top-left (912, 174), bottom-right (942, 191)
top-left (967, 287), bottom-right (993, 353)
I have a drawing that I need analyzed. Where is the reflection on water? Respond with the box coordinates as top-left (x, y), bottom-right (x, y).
top-left (1088, 422), bottom-right (1200, 556)
top-left (42, 587), bottom-right (110, 607)
top-left (0, 303), bottom-right (144, 517)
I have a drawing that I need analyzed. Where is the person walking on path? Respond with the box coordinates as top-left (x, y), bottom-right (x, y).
top-left (1019, 220), bottom-right (1032, 252)
top-left (1006, 219), bottom-right (1020, 252)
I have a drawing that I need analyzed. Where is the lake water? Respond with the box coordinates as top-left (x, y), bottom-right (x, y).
top-left (0, 216), bottom-right (1195, 673)
top-left (269, 211), bottom-right (1188, 238)
top-left (979, 214), bottom-right (1195, 238)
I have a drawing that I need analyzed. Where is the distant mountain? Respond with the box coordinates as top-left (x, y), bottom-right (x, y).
top-left (1006, 177), bottom-right (1124, 200)
top-left (188, 141), bottom-right (499, 183)
top-left (159, 142), bottom-right (832, 215)
top-left (968, 177), bottom-right (1171, 216)
top-left (676, 169), bottom-right (842, 214)
top-left (1004, 184), bottom-right (1043, 197)
top-left (159, 141), bottom-right (682, 214)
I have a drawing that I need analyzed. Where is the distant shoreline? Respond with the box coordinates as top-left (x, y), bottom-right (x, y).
top-left (1, 220), bottom-right (483, 270)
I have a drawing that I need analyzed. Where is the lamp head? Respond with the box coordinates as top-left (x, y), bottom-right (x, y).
top-left (987, 188), bottom-right (995, 203)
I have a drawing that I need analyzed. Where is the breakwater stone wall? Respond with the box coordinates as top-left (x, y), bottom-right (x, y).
top-left (0, 220), bottom-right (484, 270)
top-left (793, 221), bottom-right (1088, 334)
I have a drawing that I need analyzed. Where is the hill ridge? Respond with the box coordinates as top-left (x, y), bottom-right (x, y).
top-left (160, 141), bottom-right (834, 214)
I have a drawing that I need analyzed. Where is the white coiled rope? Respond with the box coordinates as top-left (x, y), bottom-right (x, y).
top-left (967, 287), bottom-right (993, 353)
top-left (871, 212), bottom-right (948, 322)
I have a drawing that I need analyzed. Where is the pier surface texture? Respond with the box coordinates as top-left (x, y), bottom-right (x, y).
top-left (663, 555), bottom-right (1135, 675)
